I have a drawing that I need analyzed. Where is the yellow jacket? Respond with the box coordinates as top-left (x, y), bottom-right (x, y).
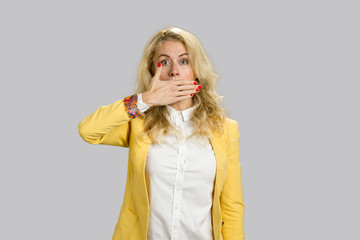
top-left (78, 97), bottom-right (245, 240)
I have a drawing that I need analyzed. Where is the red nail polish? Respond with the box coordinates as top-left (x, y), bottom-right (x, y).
top-left (198, 85), bottom-right (202, 89)
top-left (196, 89), bottom-right (199, 91)
top-left (190, 93), bottom-right (194, 96)
top-left (157, 62), bottom-right (161, 67)
top-left (194, 81), bottom-right (198, 85)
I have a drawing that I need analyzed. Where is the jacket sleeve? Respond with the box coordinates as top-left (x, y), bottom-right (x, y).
top-left (221, 119), bottom-right (245, 240)
top-left (77, 93), bottom-right (149, 147)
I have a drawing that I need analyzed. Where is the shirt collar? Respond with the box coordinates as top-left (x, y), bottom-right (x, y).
top-left (166, 104), bottom-right (196, 124)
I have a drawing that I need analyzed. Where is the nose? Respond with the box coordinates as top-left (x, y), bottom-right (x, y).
top-left (169, 63), bottom-right (180, 77)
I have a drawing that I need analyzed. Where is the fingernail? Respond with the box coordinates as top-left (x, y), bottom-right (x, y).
top-left (194, 81), bottom-right (198, 85)
top-left (190, 93), bottom-right (194, 96)
top-left (196, 89), bottom-right (199, 91)
top-left (198, 85), bottom-right (202, 89)
top-left (157, 62), bottom-right (161, 67)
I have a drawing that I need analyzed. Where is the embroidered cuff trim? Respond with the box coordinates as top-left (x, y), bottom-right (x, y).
top-left (124, 94), bottom-right (141, 119)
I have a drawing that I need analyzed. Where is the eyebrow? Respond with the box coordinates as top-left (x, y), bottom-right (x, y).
top-left (157, 53), bottom-right (188, 59)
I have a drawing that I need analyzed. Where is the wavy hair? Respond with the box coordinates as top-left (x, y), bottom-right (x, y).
top-left (133, 27), bottom-right (227, 144)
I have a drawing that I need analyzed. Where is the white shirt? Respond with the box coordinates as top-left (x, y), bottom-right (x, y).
top-left (136, 93), bottom-right (217, 240)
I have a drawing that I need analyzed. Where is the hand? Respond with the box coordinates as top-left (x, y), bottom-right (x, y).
top-left (142, 62), bottom-right (201, 107)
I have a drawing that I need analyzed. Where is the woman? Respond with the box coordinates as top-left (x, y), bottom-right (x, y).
top-left (78, 27), bottom-right (245, 240)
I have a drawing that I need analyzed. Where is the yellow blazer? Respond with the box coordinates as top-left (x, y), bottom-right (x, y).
top-left (78, 97), bottom-right (245, 240)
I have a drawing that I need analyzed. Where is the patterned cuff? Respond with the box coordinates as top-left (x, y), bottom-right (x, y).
top-left (124, 94), bottom-right (141, 119)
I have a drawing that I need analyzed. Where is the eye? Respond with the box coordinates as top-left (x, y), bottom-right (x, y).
top-left (180, 59), bottom-right (189, 64)
top-left (160, 59), bottom-right (170, 65)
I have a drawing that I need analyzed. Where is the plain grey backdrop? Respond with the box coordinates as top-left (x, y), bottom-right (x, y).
top-left (1, 0), bottom-right (359, 239)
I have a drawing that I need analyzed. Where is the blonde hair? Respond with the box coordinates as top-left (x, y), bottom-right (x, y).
top-left (134, 26), bottom-right (227, 144)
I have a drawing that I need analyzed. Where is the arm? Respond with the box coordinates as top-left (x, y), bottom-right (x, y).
top-left (77, 93), bottom-right (149, 147)
top-left (220, 119), bottom-right (245, 239)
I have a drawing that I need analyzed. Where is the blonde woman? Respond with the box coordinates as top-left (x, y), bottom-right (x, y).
top-left (78, 27), bottom-right (245, 240)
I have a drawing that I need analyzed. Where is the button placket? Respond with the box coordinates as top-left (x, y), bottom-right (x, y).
top-left (179, 122), bottom-right (188, 167)
top-left (171, 116), bottom-right (186, 240)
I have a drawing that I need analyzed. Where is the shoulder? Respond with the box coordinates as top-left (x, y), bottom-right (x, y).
top-left (223, 117), bottom-right (240, 141)
top-left (224, 117), bottom-right (238, 127)
top-left (223, 117), bottom-right (239, 131)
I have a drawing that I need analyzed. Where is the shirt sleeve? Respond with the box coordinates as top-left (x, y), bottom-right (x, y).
top-left (78, 93), bottom-right (150, 147)
top-left (137, 93), bottom-right (150, 113)
top-left (78, 97), bottom-right (131, 147)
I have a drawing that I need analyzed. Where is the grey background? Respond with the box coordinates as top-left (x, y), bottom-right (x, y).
top-left (1, 0), bottom-right (359, 239)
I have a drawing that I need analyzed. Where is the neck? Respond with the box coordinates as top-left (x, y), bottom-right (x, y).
top-left (168, 98), bottom-right (193, 111)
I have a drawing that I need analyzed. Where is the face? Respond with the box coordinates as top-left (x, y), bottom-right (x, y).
top-left (153, 40), bottom-right (195, 81)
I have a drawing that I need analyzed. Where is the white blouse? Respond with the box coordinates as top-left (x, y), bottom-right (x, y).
top-left (136, 93), bottom-right (217, 240)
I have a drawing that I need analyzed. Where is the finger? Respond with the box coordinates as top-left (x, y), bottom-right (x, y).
top-left (175, 88), bottom-right (199, 97)
top-left (177, 84), bottom-right (201, 91)
top-left (173, 80), bottom-right (201, 91)
top-left (153, 62), bottom-right (162, 81)
top-left (173, 79), bottom-right (199, 86)
top-left (177, 94), bottom-right (194, 101)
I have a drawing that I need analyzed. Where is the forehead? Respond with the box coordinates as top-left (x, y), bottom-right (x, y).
top-left (154, 40), bottom-right (187, 57)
